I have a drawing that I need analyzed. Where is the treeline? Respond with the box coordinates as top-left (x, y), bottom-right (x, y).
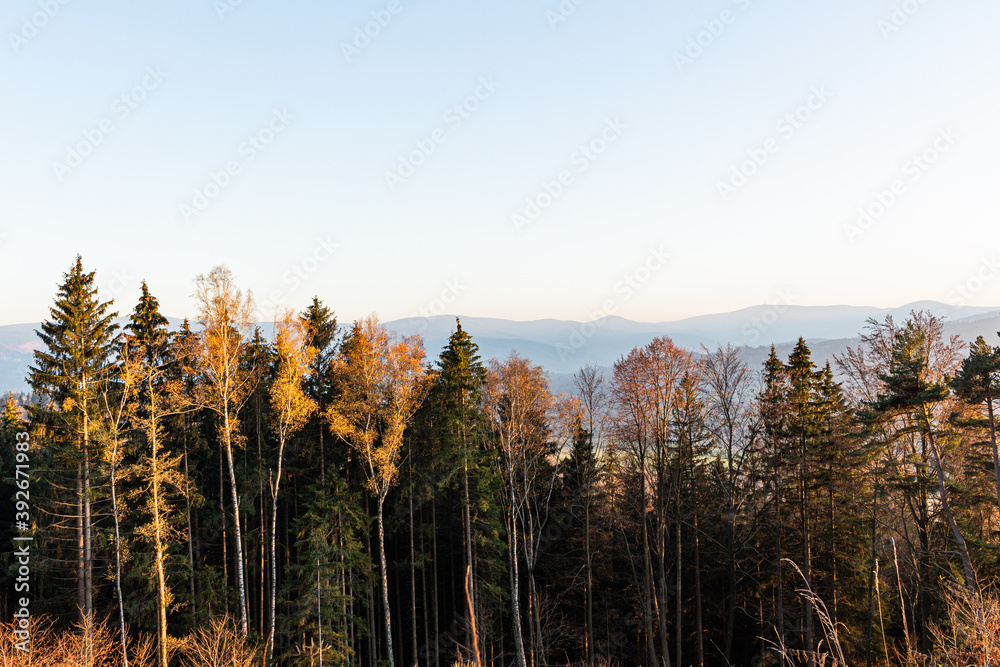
top-left (2, 256), bottom-right (1000, 666)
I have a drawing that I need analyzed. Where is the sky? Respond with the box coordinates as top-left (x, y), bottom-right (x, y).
top-left (1, 0), bottom-right (998, 327)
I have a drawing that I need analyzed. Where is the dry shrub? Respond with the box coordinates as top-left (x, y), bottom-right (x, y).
top-left (0, 614), bottom-right (155, 667)
top-left (925, 582), bottom-right (1000, 666)
top-left (177, 616), bottom-right (260, 667)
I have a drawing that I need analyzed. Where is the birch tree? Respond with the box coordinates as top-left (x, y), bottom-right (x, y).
top-left (267, 310), bottom-right (316, 665)
top-left (324, 315), bottom-right (432, 667)
top-left (190, 266), bottom-right (260, 636)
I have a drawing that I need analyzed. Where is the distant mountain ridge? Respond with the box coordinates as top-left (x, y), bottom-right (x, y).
top-left (3, 301), bottom-right (1000, 395)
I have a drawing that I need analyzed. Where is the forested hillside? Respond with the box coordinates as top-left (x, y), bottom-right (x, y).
top-left (3, 257), bottom-right (1000, 666)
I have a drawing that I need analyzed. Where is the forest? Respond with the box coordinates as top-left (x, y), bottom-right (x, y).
top-left (2, 255), bottom-right (1000, 667)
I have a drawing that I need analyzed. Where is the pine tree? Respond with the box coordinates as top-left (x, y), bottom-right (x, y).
top-left (950, 335), bottom-right (1000, 517)
top-left (867, 320), bottom-right (975, 594)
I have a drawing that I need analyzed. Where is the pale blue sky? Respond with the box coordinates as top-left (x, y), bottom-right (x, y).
top-left (2, 0), bottom-right (998, 326)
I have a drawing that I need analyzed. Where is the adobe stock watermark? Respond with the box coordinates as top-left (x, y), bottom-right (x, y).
top-left (8, 0), bottom-right (71, 52)
top-left (545, 0), bottom-right (591, 30)
top-left (556, 244), bottom-right (670, 361)
top-left (842, 126), bottom-right (958, 243)
top-left (213, 0), bottom-right (248, 21)
top-left (878, 0), bottom-right (931, 39)
top-left (100, 267), bottom-right (138, 303)
top-left (673, 0), bottom-right (754, 72)
top-left (254, 234), bottom-right (340, 320)
top-left (13, 431), bottom-right (32, 652)
top-left (740, 289), bottom-right (795, 344)
top-left (512, 117), bottom-right (627, 233)
top-left (51, 66), bottom-right (168, 182)
top-left (410, 278), bottom-right (467, 334)
top-left (384, 76), bottom-right (500, 192)
top-left (341, 0), bottom-right (405, 63)
top-left (716, 85), bottom-right (832, 202)
top-left (947, 256), bottom-right (1000, 306)
top-left (179, 108), bottom-right (294, 223)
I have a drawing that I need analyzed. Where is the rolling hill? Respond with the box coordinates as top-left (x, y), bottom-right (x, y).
top-left (3, 302), bottom-right (999, 396)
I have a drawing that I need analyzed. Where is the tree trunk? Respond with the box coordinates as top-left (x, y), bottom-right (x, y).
top-left (509, 484), bottom-right (528, 667)
top-left (829, 485), bottom-right (838, 628)
top-left (268, 435), bottom-right (287, 666)
top-left (151, 417), bottom-right (170, 667)
top-left (655, 488), bottom-right (671, 667)
top-left (923, 411), bottom-right (976, 592)
top-left (110, 435), bottom-right (129, 667)
top-left (184, 436), bottom-right (197, 625)
top-left (317, 559), bottom-right (323, 667)
top-left (801, 436), bottom-right (814, 667)
top-left (410, 478), bottom-right (418, 666)
top-left (675, 519), bottom-right (681, 667)
top-left (432, 501), bottom-right (440, 667)
top-left (84, 433), bottom-right (94, 662)
top-left (377, 498), bottom-right (396, 667)
top-left (223, 409), bottom-right (250, 636)
top-left (640, 477), bottom-right (659, 667)
top-left (693, 507), bottom-right (704, 667)
top-left (584, 484), bottom-right (594, 667)
top-left (724, 498), bottom-right (737, 663)
top-left (220, 446), bottom-right (228, 601)
top-left (986, 393), bottom-right (1000, 522)
top-left (463, 436), bottom-right (477, 659)
top-left (775, 494), bottom-right (785, 659)
top-left (77, 459), bottom-right (85, 620)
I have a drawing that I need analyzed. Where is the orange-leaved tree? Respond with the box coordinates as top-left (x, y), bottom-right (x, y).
top-left (267, 309), bottom-right (317, 665)
top-left (324, 315), bottom-right (433, 667)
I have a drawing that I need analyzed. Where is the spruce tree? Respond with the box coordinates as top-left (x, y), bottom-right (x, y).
top-left (300, 296), bottom-right (338, 482)
top-left (28, 255), bottom-right (119, 634)
top-left (431, 319), bottom-right (494, 660)
top-left (785, 338), bottom-right (821, 665)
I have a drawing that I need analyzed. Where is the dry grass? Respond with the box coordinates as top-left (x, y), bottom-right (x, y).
top-left (767, 559), bottom-right (847, 667)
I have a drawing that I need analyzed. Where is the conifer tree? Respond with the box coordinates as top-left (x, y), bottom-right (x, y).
top-left (300, 297), bottom-right (338, 482)
top-left (950, 335), bottom-right (1000, 517)
top-left (28, 255), bottom-right (119, 645)
top-left (868, 320), bottom-right (975, 593)
top-left (124, 282), bottom-right (190, 667)
top-left (785, 338), bottom-right (821, 665)
top-left (435, 319), bottom-right (488, 656)
top-left (759, 345), bottom-right (788, 658)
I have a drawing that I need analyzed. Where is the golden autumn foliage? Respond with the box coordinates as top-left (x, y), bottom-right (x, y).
top-left (324, 314), bottom-right (434, 498)
top-left (270, 310), bottom-right (317, 442)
